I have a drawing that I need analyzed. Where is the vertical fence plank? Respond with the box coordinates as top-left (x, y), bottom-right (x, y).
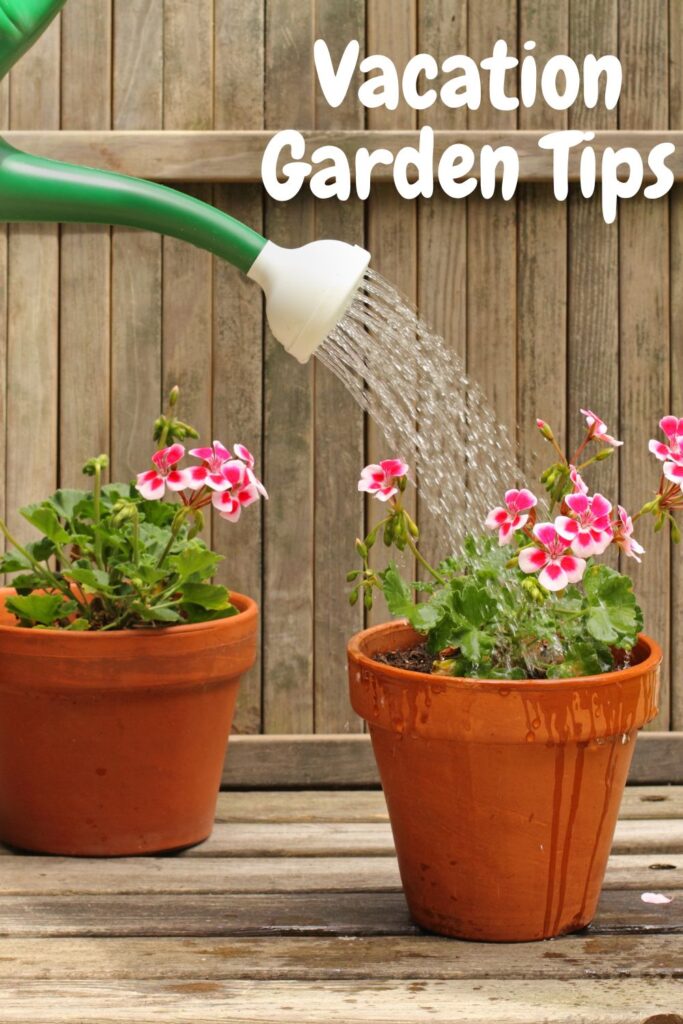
top-left (466, 1), bottom-right (518, 457)
top-left (416, 0), bottom-right (468, 566)
top-left (164, 0), bottom-right (213, 132)
top-left (160, 182), bottom-right (213, 443)
top-left (568, 1), bottom-right (619, 563)
top-left (313, 0), bottom-right (366, 732)
top-left (517, 2), bottom-right (568, 477)
top-left (111, 0), bottom-right (163, 480)
top-left (6, 16), bottom-right (61, 539)
top-left (213, 0), bottom-right (266, 733)
top-left (619, 0), bottom-right (671, 729)
top-left (669, 0), bottom-right (683, 729)
top-left (162, 3), bottom-right (214, 441)
top-left (59, 0), bottom-right (112, 486)
top-left (263, 0), bottom-right (316, 733)
top-left (366, 0), bottom-right (418, 620)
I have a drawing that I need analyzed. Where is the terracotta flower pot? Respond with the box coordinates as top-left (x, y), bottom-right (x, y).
top-left (0, 587), bottom-right (257, 856)
top-left (348, 620), bottom-right (661, 942)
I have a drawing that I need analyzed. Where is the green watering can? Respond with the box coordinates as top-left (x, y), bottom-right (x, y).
top-left (0, 0), bottom-right (369, 362)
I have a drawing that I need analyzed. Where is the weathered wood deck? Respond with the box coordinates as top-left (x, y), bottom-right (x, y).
top-left (0, 780), bottom-right (681, 1022)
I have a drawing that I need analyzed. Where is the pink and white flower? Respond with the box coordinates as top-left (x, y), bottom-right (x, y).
top-left (233, 443), bottom-right (254, 467)
top-left (663, 461), bottom-right (683, 486)
top-left (612, 505), bottom-right (645, 562)
top-left (187, 440), bottom-right (232, 491)
top-left (581, 408), bottom-right (622, 447)
top-left (136, 444), bottom-right (190, 500)
top-left (212, 482), bottom-right (261, 523)
top-left (561, 492), bottom-right (614, 557)
top-left (649, 416), bottom-right (683, 466)
top-left (518, 520), bottom-right (587, 592)
top-left (232, 443), bottom-right (269, 498)
top-left (485, 488), bottom-right (537, 546)
top-left (569, 465), bottom-right (588, 495)
top-left (358, 459), bottom-right (409, 502)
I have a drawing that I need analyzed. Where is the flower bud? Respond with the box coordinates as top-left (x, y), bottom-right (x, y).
top-left (169, 385), bottom-right (180, 408)
top-left (112, 503), bottom-right (135, 526)
top-left (349, 588), bottom-right (359, 606)
top-left (671, 519), bottom-right (681, 544)
top-left (406, 514), bottom-right (420, 538)
top-left (82, 454), bottom-right (109, 477)
top-left (594, 447), bottom-right (614, 462)
top-left (536, 419), bottom-right (554, 441)
top-left (398, 475), bottom-right (408, 492)
top-left (355, 539), bottom-right (368, 559)
top-left (188, 510), bottom-right (204, 540)
top-left (364, 589), bottom-right (373, 610)
top-left (346, 570), bottom-right (360, 582)
top-left (521, 577), bottom-right (544, 603)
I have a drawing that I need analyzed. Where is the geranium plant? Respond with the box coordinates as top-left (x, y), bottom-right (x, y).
top-left (349, 410), bottom-right (682, 679)
top-left (0, 389), bottom-right (266, 630)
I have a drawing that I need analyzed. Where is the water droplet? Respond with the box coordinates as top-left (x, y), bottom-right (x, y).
top-left (316, 268), bottom-right (518, 552)
top-left (526, 730), bottom-right (536, 743)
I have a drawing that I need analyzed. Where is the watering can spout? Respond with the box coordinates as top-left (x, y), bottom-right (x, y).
top-left (0, 137), bottom-right (370, 362)
top-left (0, 0), bottom-right (369, 362)
top-left (0, 0), bottom-right (68, 80)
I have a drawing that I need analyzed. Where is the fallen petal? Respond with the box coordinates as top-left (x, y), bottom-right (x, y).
top-left (641, 892), bottom-right (673, 905)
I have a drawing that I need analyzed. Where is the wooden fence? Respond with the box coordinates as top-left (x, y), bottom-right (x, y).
top-left (0, 0), bottom-right (681, 736)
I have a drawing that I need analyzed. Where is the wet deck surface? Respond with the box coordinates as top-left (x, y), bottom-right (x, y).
top-left (0, 786), bottom-right (681, 1022)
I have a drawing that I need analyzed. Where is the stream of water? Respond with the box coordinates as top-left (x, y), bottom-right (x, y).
top-left (316, 268), bottom-right (519, 554)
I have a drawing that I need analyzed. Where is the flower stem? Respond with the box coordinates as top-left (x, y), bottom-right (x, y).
top-left (93, 461), bottom-right (104, 570)
top-left (0, 517), bottom-right (86, 610)
top-left (132, 507), bottom-right (140, 567)
top-left (156, 510), bottom-right (186, 569)
top-left (405, 533), bottom-right (445, 584)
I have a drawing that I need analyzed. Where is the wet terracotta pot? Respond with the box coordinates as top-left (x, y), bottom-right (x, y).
top-left (0, 588), bottom-right (257, 856)
top-left (348, 621), bottom-right (661, 942)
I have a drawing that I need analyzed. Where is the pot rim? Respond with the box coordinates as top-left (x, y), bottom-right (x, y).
top-left (0, 586), bottom-right (257, 640)
top-left (348, 619), bottom-right (663, 693)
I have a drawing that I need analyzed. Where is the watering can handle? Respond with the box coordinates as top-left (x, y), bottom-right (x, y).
top-left (0, 0), bottom-right (68, 81)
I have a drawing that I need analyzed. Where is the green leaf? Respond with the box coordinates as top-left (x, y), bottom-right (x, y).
top-left (100, 482), bottom-right (135, 506)
top-left (380, 563), bottom-right (415, 618)
top-left (137, 498), bottom-right (177, 528)
top-left (5, 594), bottom-right (74, 627)
top-left (181, 603), bottom-right (238, 623)
top-left (171, 545), bottom-right (222, 583)
top-left (10, 573), bottom-right (42, 594)
top-left (451, 580), bottom-right (497, 628)
top-left (583, 565), bottom-right (643, 646)
top-left (66, 618), bottom-right (90, 631)
top-left (0, 551), bottom-right (30, 573)
top-left (450, 623), bottom-right (494, 663)
top-left (547, 641), bottom-right (614, 679)
top-left (26, 537), bottom-right (57, 562)
top-left (179, 582), bottom-right (232, 611)
top-left (45, 489), bottom-right (89, 522)
top-left (20, 505), bottom-right (71, 545)
top-left (65, 567), bottom-right (113, 594)
top-left (130, 602), bottom-right (183, 624)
